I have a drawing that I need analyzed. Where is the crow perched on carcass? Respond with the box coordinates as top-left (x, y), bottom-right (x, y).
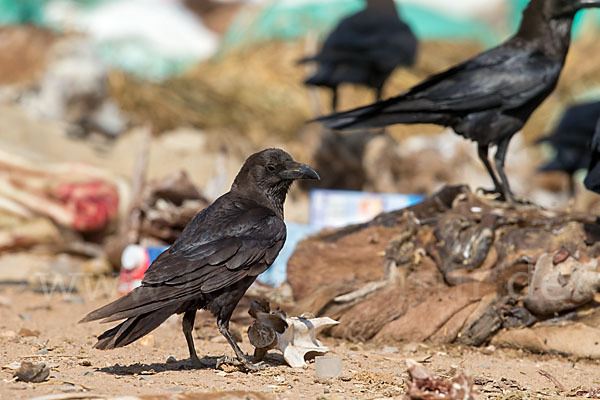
top-left (299, 0), bottom-right (417, 111)
top-left (80, 149), bottom-right (319, 371)
top-left (537, 101), bottom-right (600, 195)
top-left (317, 0), bottom-right (600, 202)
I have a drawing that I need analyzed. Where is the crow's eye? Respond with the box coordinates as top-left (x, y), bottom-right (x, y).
top-left (266, 164), bottom-right (276, 173)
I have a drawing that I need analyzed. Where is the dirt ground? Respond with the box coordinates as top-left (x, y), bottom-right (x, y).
top-left (1, 280), bottom-right (600, 400)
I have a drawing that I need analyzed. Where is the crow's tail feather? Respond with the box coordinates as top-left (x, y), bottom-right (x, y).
top-left (94, 304), bottom-right (179, 350)
top-left (314, 100), bottom-right (446, 130)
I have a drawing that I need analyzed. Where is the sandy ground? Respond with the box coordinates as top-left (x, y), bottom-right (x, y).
top-left (1, 281), bottom-right (600, 400)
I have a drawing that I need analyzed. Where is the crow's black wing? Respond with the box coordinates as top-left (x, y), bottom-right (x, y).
top-left (80, 195), bottom-right (286, 323)
top-left (317, 47), bottom-right (562, 130)
top-left (143, 200), bottom-right (286, 287)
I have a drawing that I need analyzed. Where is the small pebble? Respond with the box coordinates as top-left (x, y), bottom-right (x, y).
top-left (139, 376), bottom-right (150, 381)
top-left (324, 388), bottom-right (330, 394)
top-left (15, 362), bottom-right (49, 383)
top-left (79, 360), bottom-right (92, 367)
top-left (81, 371), bottom-right (94, 376)
top-left (37, 349), bottom-right (48, 355)
top-left (216, 371), bottom-right (227, 377)
top-left (19, 313), bottom-right (32, 321)
top-left (166, 355), bottom-right (177, 364)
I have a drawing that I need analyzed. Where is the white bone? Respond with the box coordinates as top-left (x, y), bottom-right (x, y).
top-left (250, 311), bottom-right (339, 368)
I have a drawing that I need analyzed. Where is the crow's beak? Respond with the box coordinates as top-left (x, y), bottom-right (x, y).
top-left (577, 0), bottom-right (600, 8)
top-left (280, 161), bottom-right (320, 180)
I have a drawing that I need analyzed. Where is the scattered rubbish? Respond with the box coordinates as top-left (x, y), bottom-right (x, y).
top-left (44, 0), bottom-right (219, 81)
top-left (309, 189), bottom-right (423, 229)
top-left (118, 244), bottom-right (167, 294)
top-left (404, 359), bottom-right (474, 400)
top-left (247, 299), bottom-right (338, 368)
top-left (0, 148), bottom-right (121, 233)
top-left (14, 361), bottom-right (50, 383)
top-left (314, 356), bottom-right (342, 379)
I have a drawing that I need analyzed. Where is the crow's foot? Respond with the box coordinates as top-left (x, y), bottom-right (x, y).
top-left (216, 355), bottom-right (263, 372)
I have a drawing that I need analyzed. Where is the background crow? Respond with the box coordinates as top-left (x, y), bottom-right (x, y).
top-left (537, 101), bottom-right (600, 195)
top-left (316, 0), bottom-right (600, 202)
top-left (584, 118), bottom-right (600, 193)
top-left (299, 0), bottom-right (417, 111)
top-left (80, 148), bottom-right (319, 371)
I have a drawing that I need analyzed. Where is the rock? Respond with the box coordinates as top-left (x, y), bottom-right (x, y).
top-left (166, 356), bottom-right (177, 364)
top-left (37, 349), bottom-right (48, 355)
top-left (315, 356), bottom-right (342, 379)
top-left (15, 361), bottom-right (50, 383)
top-left (18, 328), bottom-right (38, 337)
top-left (19, 313), bottom-right (32, 320)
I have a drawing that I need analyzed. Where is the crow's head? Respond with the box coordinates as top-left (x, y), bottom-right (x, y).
top-left (232, 148), bottom-right (319, 213)
top-left (546, 0), bottom-right (600, 17)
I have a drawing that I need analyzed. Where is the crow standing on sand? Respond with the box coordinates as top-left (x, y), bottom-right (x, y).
top-left (80, 149), bottom-right (319, 371)
top-left (536, 101), bottom-right (600, 195)
top-left (317, 0), bottom-right (600, 202)
top-left (584, 119), bottom-right (600, 193)
top-left (299, 0), bottom-right (417, 111)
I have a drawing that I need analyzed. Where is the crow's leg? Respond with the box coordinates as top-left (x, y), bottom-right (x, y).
top-left (217, 317), bottom-right (260, 371)
top-left (331, 86), bottom-right (338, 112)
top-left (182, 310), bottom-right (199, 362)
top-left (494, 137), bottom-right (516, 203)
top-left (477, 144), bottom-right (503, 197)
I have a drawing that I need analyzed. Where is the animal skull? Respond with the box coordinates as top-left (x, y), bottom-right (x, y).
top-left (247, 300), bottom-right (339, 368)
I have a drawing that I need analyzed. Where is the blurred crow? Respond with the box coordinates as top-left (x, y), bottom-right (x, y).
top-left (584, 118), bottom-right (600, 193)
top-left (537, 101), bottom-right (600, 194)
top-left (299, 0), bottom-right (417, 111)
top-left (317, 0), bottom-right (600, 202)
top-left (80, 149), bottom-right (319, 371)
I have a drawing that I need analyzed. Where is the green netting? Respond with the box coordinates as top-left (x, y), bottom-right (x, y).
top-left (0, 0), bottom-right (45, 24)
top-left (220, 0), bottom-right (499, 53)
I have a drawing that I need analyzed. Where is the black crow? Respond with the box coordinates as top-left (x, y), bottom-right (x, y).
top-left (80, 149), bottom-right (319, 371)
top-left (537, 101), bottom-right (600, 194)
top-left (316, 0), bottom-right (600, 202)
top-left (584, 118), bottom-right (600, 193)
top-left (299, 0), bottom-right (417, 111)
